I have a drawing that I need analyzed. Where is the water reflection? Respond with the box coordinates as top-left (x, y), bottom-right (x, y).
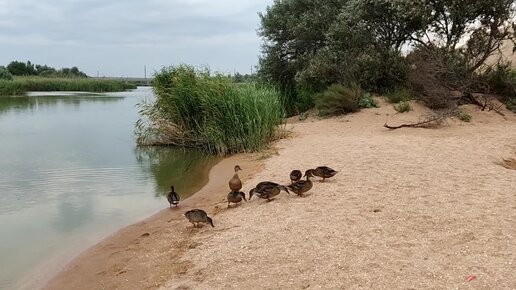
top-left (0, 95), bottom-right (124, 116)
top-left (135, 146), bottom-right (220, 198)
top-left (53, 194), bottom-right (94, 232)
top-left (0, 88), bottom-right (218, 290)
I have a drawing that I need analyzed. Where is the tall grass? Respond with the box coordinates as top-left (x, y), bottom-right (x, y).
top-left (136, 65), bottom-right (284, 155)
top-left (0, 77), bottom-right (136, 95)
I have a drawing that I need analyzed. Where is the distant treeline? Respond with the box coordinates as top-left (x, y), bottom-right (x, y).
top-left (2, 61), bottom-right (88, 78)
top-left (0, 61), bottom-right (140, 95)
top-left (0, 77), bottom-right (136, 96)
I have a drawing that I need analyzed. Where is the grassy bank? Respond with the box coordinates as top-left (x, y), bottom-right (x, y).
top-left (0, 77), bottom-right (137, 95)
top-left (136, 65), bottom-right (284, 155)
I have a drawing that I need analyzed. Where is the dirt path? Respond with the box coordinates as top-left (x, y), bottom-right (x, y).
top-left (47, 102), bottom-right (516, 289)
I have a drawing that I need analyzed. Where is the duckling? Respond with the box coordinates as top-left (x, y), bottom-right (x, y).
top-left (229, 165), bottom-right (243, 192)
top-left (288, 169), bottom-right (314, 197)
top-left (249, 182), bottom-right (290, 202)
top-left (312, 166), bottom-right (338, 182)
top-left (227, 191), bottom-right (247, 208)
top-left (290, 170), bottom-right (302, 183)
top-left (166, 185), bottom-right (180, 207)
top-left (184, 209), bottom-right (214, 228)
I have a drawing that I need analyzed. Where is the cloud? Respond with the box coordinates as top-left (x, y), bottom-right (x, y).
top-left (0, 0), bottom-right (273, 76)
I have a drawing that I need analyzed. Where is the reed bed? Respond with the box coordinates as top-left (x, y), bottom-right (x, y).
top-left (136, 65), bottom-right (284, 155)
top-left (0, 77), bottom-right (136, 95)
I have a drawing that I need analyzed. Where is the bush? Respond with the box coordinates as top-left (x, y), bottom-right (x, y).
top-left (0, 66), bottom-right (13, 80)
top-left (315, 84), bottom-right (362, 116)
top-left (386, 87), bottom-right (412, 103)
top-left (457, 111), bottom-right (472, 122)
top-left (281, 88), bottom-right (315, 116)
top-left (137, 65), bottom-right (284, 155)
top-left (394, 101), bottom-right (411, 113)
top-left (506, 98), bottom-right (516, 113)
top-left (483, 64), bottom-right (516, 100)
top-left (358, 92), bottom-right (379, 108)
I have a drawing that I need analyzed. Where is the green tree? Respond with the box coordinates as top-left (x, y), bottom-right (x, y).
top-left (258, 0), bottom-right (515, 103)
top-left (7, 61), bottom-right (37, 76)
top-left (0, 66), bottom-right (13, 80)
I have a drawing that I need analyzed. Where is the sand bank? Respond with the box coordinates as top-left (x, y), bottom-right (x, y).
top-left (47, 101), bottom-right (516, 289)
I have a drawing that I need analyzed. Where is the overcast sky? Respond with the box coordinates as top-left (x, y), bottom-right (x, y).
top-left (0, 0), bottom-right (274, 77)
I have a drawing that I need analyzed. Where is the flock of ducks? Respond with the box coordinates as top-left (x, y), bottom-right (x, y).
top-left (167, 165), bottom-right (338, 228)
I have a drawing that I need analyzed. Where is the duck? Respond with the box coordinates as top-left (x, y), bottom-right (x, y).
top-left (249, 182), bottom-right (290, 202)
top-left (290, 170), bottom-right (302, 183)
top-left (229, 165), bottom-right (243, 192)
top-left (166, 185), bottom-right (180, 207)
top-left (312, 166), bottom-right (338, 182)
top-left (287, 169), bottom-right (314, 197)
top-left (184, 209), bottom-right (214, 228)
top-left (227, 191), bottom-right (247, 208)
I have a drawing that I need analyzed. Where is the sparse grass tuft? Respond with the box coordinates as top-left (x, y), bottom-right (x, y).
top-left (394, 101), bottom-right (411, 113)
top-left (457, 111), bottom-right (472, 122)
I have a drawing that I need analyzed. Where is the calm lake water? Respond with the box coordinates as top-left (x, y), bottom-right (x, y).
top-left (0, 87), bottom-right (218, 289)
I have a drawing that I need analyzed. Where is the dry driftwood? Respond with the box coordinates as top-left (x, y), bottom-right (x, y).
top-left (384, 109), bottom-right (457, 130)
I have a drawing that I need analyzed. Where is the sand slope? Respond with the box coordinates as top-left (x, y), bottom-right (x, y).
top-left (161, 102), bottom-right (516, 289)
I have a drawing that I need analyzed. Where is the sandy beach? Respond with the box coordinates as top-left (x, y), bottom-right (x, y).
top-left (46, 100), bottom-right (516, 289)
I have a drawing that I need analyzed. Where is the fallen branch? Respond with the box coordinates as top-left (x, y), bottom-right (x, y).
top-left (384, 109), bottom-right (456, 130)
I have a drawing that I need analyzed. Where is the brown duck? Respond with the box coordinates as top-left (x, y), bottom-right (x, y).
top-left (288, 169), bottom-right (314, 197)
top-left (312, 166), bottom-right (338, 182)
top-left (249, 181), bottom-right (290, 202)
top-left (227, 191), bottom-right (247, 208)
top-left (166, 185), bottom-right (180, 207)
top-left (184, 209), bottom-right (214, 228)
top-left (229, 165), bottom-right (243, 192)
top-left (290, 170), bottom-right (302, 183)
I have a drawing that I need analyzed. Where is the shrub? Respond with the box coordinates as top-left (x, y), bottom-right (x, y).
top-left (137, 65), bottom-right (284, 155)
top-left (483, 64), bottom-right (516, 100)
top-left (385, 87), bottom-right (412, 103)
top-left (506, 98), bottom-right (516, 113)
top-left (315, 84), bottom-right (362, 116)
top-left (457, 111), bottom-right (472, 122)
top-left (358, 92), bottom-right (379, 108)
top-left (394, 101), bottom-right (411, 113)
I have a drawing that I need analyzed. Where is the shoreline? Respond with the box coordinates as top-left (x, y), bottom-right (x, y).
top-left (45, 101), bottom-right (516, 289)
top-left (44, 153), bottom-right (264, 290)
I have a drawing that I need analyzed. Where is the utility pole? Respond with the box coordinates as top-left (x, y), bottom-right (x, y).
top-left (144, 65), bottom-right (147, 84)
